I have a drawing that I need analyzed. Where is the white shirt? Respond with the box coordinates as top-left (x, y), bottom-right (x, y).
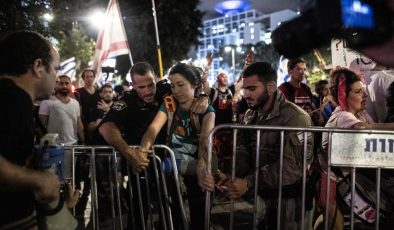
top-left (39, 96), bottom-right (81, 145)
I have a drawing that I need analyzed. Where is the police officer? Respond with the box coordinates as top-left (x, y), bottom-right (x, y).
top-left (99, 62), bottom-right (209, 172)
top-left (99, 62), bottom-right (209, 229)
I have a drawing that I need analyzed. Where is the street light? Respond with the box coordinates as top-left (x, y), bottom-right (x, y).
top-left (88, 9), bottom-right (106, 29)
top-left (42, 13), bottom-right (54, 32)
top-left (43, 13), bottom-right (54, 22)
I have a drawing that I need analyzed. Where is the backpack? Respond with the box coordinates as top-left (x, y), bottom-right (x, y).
top-left (336, 171), bottom-right (392, 224)
top-left (163, 95), bottom-right (202, 142)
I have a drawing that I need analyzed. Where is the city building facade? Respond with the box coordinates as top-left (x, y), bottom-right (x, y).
top-left (197, 9), bottom-right (297, 85)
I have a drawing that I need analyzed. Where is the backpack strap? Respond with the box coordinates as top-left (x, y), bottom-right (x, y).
top-left (163, 95), bottom-right (177, 138)
top-left (301, 83), bottom-right (313, 103)
top-left (211, 88), bottom-right (219, 105)
top-left (283, 82), bottom-right (313, 105)
top-left (282, 82), bottom-right (296, 103)
top-left (189, 112), bottom-right (202, 136)
top-left (165, 95), bottom-right (203, 142)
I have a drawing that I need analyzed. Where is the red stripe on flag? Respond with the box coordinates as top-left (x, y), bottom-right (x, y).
top-left (92, 0), bottom-right (130, 82)
top-left (99, 41), bottom-right (129, 62)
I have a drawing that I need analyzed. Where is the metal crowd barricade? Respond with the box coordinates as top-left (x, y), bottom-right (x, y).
top-left (204, 124), bottom-right (394, 230)
top-left (65, 144), bottom-right (187, 230)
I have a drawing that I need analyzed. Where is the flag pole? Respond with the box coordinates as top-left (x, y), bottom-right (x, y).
top-left (151, 0), bottom-right (164, 78)
top-left (116, 0), bottom-right (134, 67)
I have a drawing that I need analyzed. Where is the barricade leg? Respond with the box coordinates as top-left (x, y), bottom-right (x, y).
top-left (112, 150), bottom-right (124, 230)
top-left (150, 152), bottom-right (168, 230)
top-left (155, 155), bottom-right (174, 230)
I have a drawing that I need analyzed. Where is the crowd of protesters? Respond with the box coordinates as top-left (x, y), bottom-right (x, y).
top-left (2, 12), bottom-right (394, 228)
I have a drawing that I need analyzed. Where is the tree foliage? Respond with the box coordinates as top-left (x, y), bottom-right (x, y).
top-left (253, 42), bottom-right (281, 68)
top-left (50, 0), bottom-right (106, 38)
top-left (0, 0), bottom-right (52, 38)
top-left (56, 26), bottom-right (95, 83)
top-left (1, 0), bottom-right (204, 79)
top-left (118, 0), bottom-right (203, 76)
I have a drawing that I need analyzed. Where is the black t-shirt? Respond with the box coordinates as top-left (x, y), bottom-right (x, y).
top-left (0, 79), bottom-right (35, 225)
top-left (74, 87), bottom-right (100, 144)
top-left (210, 86), bottom-right (249, 124)
top-left (100, 81), bottom-right (170, 145)
top-left (210, 88), bottom-right (233, 125)
top-left (90, 107), bottom-right (108, 145)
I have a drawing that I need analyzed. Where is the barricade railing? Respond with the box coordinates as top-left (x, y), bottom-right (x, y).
top-left (64, 144), bottom-right (186, 230)
top-left (204, 124), bottom-right (394, 230)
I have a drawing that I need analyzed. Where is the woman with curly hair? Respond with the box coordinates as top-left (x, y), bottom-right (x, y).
top-left (315, 68), bottom-right (394, 229)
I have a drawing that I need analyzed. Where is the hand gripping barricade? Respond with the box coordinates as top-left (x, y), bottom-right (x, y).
top-left (204, 124), bottom-right (394, 230)
top-left (125, 145), bottom-right (189, 230)
top-left (66, 144), bottom-right (187, 230)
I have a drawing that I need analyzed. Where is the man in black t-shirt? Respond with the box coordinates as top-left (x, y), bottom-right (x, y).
top-left (0, 31), bottom-right (60, 229)
top-left (74, 69), bottom-right (100, 145)
top-left (90, 83), bottom-right (115, 145)
top-left (99, 62), bottom-right (172, 171)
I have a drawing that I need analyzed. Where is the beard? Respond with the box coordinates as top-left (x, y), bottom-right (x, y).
top-left (248, 89), bottom-right (269, 110)
top-left (57, 88), bottom-right (70, 96)
top-left (103, 98), bottom-right (112, 103)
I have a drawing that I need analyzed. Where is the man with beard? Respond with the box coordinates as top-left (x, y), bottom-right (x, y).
top-left (89, 83), bottom-right (114, 145)
top-left (223, 62), bottom-right (315, 229)
top-left (39, 74), bottom-right (85, 145)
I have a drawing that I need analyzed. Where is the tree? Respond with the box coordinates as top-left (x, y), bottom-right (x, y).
top-left (0, 0), bottom-right (52, 38)
top-left (56, 26), bottom-right (95, 85)
top-left (118, 0), bottom-right (203, 76)
top-left (50, 0), bottom-right (107, 38)
top-left (253, 42), bottom-right (281, 68)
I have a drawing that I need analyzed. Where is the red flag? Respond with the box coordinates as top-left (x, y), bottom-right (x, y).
top-left (92, 0), bottom-right (130, 82)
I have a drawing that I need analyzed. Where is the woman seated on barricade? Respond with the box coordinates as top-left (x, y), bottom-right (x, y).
top-left (132, 62), bottom-right (215, 230)
top-left (316, 67), bottom-right (394, 230)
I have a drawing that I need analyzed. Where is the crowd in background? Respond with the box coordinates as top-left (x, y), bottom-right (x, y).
top-left (2, 5), bottom-right (394, 227)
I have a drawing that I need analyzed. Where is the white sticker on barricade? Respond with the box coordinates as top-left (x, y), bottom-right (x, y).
top-left (330, 133), bottom-right (394, 168)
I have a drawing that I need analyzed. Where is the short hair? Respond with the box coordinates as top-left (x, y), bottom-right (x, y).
top-left (0, 30), bottom-right (53, 77)
top-left (242, 62), bottom-right (277, 83)
top-left (129, 62), bottom-right (155, 82)
top-left (58, 74), bottom-right (71, 82)
top-left (287, 57), bottom-right (306, 70)
top-left (329, 68), bottom-right (361, 104)
top-left (80, 69), bottom-right (95, 80)
top-left (100, 83), bottom-right (113, 92)
top-left (114, 85), bottom-right (123, 94)
top-left (169, 63), bottom-right (201, 87)
top-left (315, 79), bottom-right (329, 92)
